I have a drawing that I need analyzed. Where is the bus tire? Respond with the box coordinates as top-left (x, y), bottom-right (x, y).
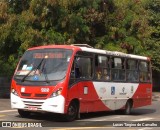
top-left (18, 109), bottom-right (30, 118)
top-left (64, 102), bottom-right (78, 121)
top-left (124, 101), bottom-right (132, 115)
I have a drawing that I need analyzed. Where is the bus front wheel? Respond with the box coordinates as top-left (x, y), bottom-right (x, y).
top-left (64, 102), bottom-right (78, 121)
top-left (18, 109), bottom-right (30, 118)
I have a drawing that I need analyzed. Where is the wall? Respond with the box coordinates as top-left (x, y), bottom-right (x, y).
top-left (152, 70), bottom-right (160, 91)
top-left (0, 77), bottom-right (11, 98)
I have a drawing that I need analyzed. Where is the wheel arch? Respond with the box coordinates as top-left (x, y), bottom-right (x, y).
top-left (65, 98), bottom-right (80, 113)
top-left (64, 98), bottom-right (80, 121)
top-left (127, 98), bottom-right (133, 108)
top-left (70, 98), bottom-right (80, 110)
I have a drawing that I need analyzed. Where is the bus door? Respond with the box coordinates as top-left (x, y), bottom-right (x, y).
top-left (68, 54), bottom-right (94, 112)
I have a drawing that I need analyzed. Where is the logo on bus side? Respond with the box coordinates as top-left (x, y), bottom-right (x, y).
top-left (119, 87), bottom-right (127, 95)
top-left (131, 86), bottom-right (134, 93)
top-left (111, 86), bottom-right (115, 95)
top-left (100, 87), bottom-right (106, 94)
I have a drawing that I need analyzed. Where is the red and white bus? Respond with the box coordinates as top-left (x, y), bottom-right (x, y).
top-left (11, 44), bottom-right (152, 121)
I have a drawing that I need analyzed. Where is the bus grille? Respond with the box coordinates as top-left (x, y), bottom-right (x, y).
top-left (21, 93), bottom-right (48, 99)
top-left (35, 94), bottom-right (48, 98)
top-left (21, 93), bottom-right (31, 97)
top-left (23, 101), bottom-right (44, 110)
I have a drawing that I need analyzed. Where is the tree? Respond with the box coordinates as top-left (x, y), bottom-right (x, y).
top-left (146, 0), bottom-right (160, 71)
top-left (0, 0), bottom-right (159, 76)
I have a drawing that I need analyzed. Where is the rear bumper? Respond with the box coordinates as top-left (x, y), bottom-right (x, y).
top-left (11, 93), bottom-right (65, 113)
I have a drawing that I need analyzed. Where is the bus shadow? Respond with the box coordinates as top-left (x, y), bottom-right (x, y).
top-left (130, 108), bottom-right (156, 116)
top-left (15, 112), bottom-right (61, 121)
top-left (15, 108), bottom-right (156, 122)
top-left (79, 111), bottom-right (115, 120)
top-left (79, 108), bottom-right (156, 119)
top-left (15, 111), bottom-right (115, 122)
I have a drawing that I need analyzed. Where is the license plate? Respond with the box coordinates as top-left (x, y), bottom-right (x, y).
top-left (28, 106), bottom-right (37, 110)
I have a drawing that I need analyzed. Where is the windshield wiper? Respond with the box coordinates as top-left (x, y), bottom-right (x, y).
top-left (21, 56), bottom-right (46, 82)
top-left (41, 59), bottom-right (50, 84)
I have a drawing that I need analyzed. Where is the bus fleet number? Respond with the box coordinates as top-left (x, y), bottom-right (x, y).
top-left (41, 88), bottom-right (49, 92)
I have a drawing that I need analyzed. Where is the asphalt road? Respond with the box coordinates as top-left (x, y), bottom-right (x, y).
top-left (0, 95), bottom-right (160, 130)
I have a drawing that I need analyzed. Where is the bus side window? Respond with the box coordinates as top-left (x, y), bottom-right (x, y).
top-left (95, 55), bottom-right (109, 80)
top-left (112, 57), bottom-right (125, 81)
top-left (70, 58), bottom-right (81, 79)
top-left (126, 59), bottom-right (138, 82)
top-left (139, 61), bottom-right (150, 82)
top-left (69, 56), bottom-right (92, 86)
top-left (75, 57), bottom-right (92, 79)
top-left (147, 72), bottom-right (151, 82)
top-left (103, 68), bottom-right (110, 80)
top-left (140, 72), bottom-right (144, 82)
top-left (96, 68), bottom-right (102, 80)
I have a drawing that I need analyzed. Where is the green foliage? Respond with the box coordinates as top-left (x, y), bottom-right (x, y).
top-left (0, 0), bottom-right (159, 76)
top-left (44, 28), bottom-right (66, 44)
top-left (146, 0), bottom-right (160, 71)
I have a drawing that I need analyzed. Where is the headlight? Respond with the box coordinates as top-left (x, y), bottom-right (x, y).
top-left (11, 88), bottom-right (18, 96)
top-left (50, 88), bottom-right (62, 98)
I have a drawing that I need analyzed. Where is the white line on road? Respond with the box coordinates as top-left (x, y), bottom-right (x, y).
top-left (78, 115), bottom-right (129, 121)
top-left (0, 114), bottom-right (5, 117)
top-left (82, 118), bottom-right (108, 121)
top-left (131, 117), bottom-right (153, 121)
top-left (112, 115), bottom-right (129, 119)
top-left (138, 128), bottom-right (153, 130)
top-left (0, 110), bottom-right (17, 113)
top-left (50, 127), bottom-right (115, 130)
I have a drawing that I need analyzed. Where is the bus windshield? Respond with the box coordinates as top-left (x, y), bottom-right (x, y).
top-left (14, 48), bottom-right (72, 82)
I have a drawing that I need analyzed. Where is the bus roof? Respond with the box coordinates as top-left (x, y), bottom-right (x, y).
top-left (28, 45), bottom-right (80, 51)
top-left (80, 47), bottom-right (149, 61)
top-left (27, 44), bottom-right (150, 61)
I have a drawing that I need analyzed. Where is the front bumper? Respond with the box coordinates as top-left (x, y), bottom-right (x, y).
top-left (11, 93), bottom-right (65, 113)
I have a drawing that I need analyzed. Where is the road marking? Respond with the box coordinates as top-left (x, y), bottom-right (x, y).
top-left (82, 118), bottom-right (107, 121)
top-left (50, 127), bottom-right (115, 130)
top-left (112, 115), bottom-right (129, 119)
top-left (7, 113), bottom-right (18, 116)
top-left (77, 118), bottom-right (108, 121)
top-left (0, 114), bottom-right (5, 117)
top-left (131, 118), bottom-right (153, 121)
top-left (0, 110), bottom-right (17, 113)
top-left (112, 116), bottom-right (122, 119)
top-left (78, 115), bottom-right (129, 121)
top-left (10, 127), bottom-right (25, 129)
top-left (138, 128), bottom-right (153, 130)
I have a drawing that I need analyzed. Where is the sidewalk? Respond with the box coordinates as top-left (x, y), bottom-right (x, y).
top-left (152, 92), bottom-right (160, 101)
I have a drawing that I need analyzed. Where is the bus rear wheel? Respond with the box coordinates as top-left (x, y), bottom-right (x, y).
top-left (18, 109), bottom-right (30, 118)
top-left (124, 101), bottom-right (132, 115)
top-left (64, 102), bottom-right (78, 121)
